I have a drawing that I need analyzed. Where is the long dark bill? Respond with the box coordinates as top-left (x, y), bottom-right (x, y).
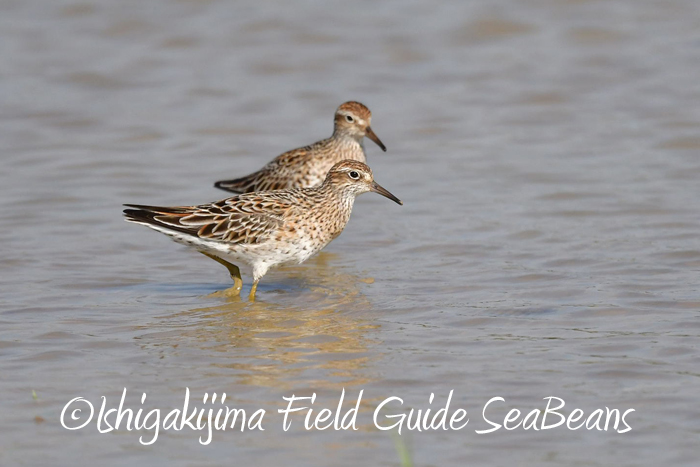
top-left (371, 181), bottom-right (403, 205)
top-left (365, 126), bottom-right (387, 152)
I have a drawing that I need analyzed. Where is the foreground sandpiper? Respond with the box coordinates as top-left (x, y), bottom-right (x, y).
top-left (214, 101), bottom-right (386, 194)
top-left (124, 160), bottom-right (402, 300)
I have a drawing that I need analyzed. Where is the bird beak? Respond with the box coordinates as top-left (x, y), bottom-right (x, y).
top-left (371, 181), bottom-right (403, 205)
top-left (365, 126), bottom-right (387, 152)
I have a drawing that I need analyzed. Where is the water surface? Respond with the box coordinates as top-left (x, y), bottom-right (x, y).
top-left (1, 0), bottom-right (699, 465)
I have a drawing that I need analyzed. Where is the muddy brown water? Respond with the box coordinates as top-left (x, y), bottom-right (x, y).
top-left (1, 0), bottom-right (699, 465)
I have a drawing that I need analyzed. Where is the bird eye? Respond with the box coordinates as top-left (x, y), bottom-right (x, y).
top-left (345, 115), bottom-right (354, 123)
top-left (349, 171), bottom-right (360, 180)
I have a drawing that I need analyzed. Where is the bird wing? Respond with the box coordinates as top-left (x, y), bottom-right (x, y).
top-left (214, 144), bottom-right (317, 194)
top-left (124, 193), bottom-right (293, 245)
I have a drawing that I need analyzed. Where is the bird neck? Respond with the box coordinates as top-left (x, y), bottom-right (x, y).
top-left (332, 128), bottom-right (364, 147)
top-left (317, 180), bottom-right (357, 213)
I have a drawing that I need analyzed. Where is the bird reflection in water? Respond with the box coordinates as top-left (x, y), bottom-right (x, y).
top-left (163, 253), bottom-right (380, 391)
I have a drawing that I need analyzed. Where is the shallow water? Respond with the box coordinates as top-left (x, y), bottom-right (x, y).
top-left (1, 0), bottom-right (699, 465)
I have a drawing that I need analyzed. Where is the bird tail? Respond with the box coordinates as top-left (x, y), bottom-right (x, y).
top-left (214, 173), bottom-right (260, 194)
top-left (123, 204), bottom-right (195, 236)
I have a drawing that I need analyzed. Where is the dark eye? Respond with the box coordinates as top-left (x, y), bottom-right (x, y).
top-left (345, 115), bottom-right (354, 123)
top-left (349, 171), bottom-right (360, 180)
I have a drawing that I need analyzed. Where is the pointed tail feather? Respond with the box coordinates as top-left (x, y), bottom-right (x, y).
top-left (123, 204), bottom-right (195, 236)
top-left (213, 173), bottom-right (260, 194)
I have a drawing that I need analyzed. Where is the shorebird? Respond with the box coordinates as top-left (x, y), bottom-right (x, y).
top-left (124, 160), bottom-right (402, 300)
top-left (214, 101), bottom-right (386, 194)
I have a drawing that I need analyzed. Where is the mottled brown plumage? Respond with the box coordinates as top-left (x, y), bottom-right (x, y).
top-left (214, 101), bottom-right (386, 194)
top-left (125, 161), bottom-right (402, 300)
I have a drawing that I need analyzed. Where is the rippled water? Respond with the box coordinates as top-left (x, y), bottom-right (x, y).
top-left (2, 0), bottom-right (699, 465)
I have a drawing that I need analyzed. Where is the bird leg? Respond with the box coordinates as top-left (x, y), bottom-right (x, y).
top-left (249, 279), bottom-right (260, 301)
top-left (200, 252), bottom-right (243, 296)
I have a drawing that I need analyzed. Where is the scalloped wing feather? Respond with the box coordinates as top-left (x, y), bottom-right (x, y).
top-left (124, 194), bottom-right (293, 245)
top-left (214, 147), bottom-right (313, 193)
